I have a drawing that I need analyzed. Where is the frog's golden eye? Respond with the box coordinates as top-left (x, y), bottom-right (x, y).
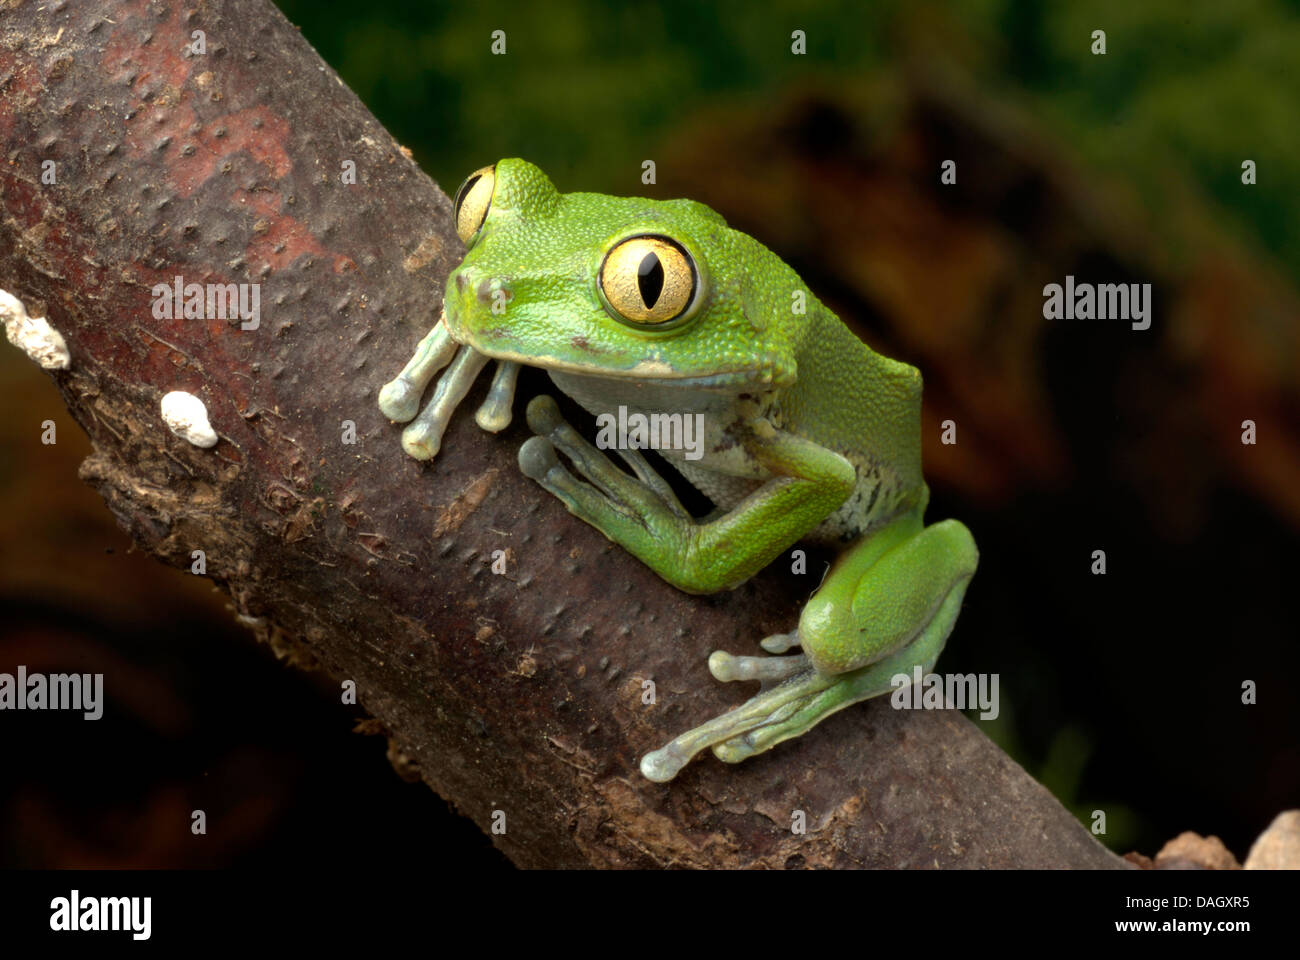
top-left (453, 165), bottom-right (496, 244)
top-left (599, 235), bottom-right (697, 325)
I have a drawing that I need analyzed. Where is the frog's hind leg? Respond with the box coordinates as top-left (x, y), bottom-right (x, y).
top-left (640, 513), bottom-right (977, 781)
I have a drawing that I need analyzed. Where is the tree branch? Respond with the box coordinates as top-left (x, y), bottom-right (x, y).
top-left (0, 0), bottom-right (1125, 868)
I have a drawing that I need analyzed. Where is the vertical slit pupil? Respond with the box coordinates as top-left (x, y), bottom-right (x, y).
top-left (637, 252), bottom-right (664, 308)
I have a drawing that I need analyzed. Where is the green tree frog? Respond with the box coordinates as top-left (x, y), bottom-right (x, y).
top-left (379, 159), bottom-right (978, 782)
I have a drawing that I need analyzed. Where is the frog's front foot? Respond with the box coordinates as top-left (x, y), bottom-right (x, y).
top-left (518, 393), bottom-right (692, 534)
top-left (378, 316), bottom-right (521, 460)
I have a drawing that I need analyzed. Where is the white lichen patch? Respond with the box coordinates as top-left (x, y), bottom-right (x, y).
top-left (0, 288), bottom-right (71, 370)
top-left (161, 390), bottom-right (219, 448)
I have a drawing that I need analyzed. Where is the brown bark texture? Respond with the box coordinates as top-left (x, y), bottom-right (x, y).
top-left (0, 0), bottom-right (1126, 868)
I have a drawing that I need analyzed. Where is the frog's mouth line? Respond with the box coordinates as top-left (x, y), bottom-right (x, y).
top-left (483, 348), bottom-right (769, 390)
top-left (442, 310), bottom-right (789, 391)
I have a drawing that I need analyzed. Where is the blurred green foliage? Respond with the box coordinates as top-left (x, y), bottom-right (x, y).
top-left (275, 0), bottom-right (1300, 272)
top-left (275, 0), bottom-right (892, 190)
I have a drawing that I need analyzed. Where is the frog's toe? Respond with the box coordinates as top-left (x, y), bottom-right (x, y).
top-left (518, 435), bottom-right (560, 481)
top-left (397, 346), bottom-right (491, 460)
top-left (378, 377), bottom-right (421, 423)
top-left (612, 446), bottom-right (690, 520)
top-left (523, 393), bottom-right (686, 517)
top-left (400, 398), bottom-right (453, 460)
top-left (400, 417), bottom-right (441, 460)
top-left (708, 650), bottom-right (809, 683)
top-left (519, 436), bottom-right (631, 529)
top-left (640, 744), bottom-right (692, 783)
top-left (378, 316), bottom-right (460, 423)
top-left (524, 395), bottom-right (670, 515)
top-left (760, 631), bottom-right (801, 654)
top-left (525, 394), bottom-right (565, 435)
top-left (474, 360), bottom-right (520, 432)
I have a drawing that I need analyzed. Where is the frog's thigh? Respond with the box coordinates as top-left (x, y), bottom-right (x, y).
top-left (653, 519), bottom-right (977, 778)
top-left (799, 518), bottom-right (978, 677)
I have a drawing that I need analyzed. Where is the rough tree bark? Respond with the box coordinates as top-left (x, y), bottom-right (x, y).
top-left (0, 0), bottom-right (1126, 868)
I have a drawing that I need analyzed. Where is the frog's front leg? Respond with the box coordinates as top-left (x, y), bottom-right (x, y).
top-left (642, 513), bottom-right (978, 781)
top-left (378, 315), bottom-right (521, 459)
top-left (518, 394), bottom-right (856, 594)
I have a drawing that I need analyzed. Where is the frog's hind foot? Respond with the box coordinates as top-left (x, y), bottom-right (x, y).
top-left (639, 663), bottom-right (839, 783)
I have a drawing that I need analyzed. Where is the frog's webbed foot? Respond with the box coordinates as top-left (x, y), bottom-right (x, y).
top-left (378, 316), bottom-right (521, 460)
top-left (518, 394), bottom-right (692, 526)
top-left (642, 583), bottom-right (961, 781)
top-left (640, 651), bottom-right (847, 783)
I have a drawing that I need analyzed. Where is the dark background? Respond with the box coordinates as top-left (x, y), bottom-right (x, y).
top-left (2, 0), bottom-right (1298, 867)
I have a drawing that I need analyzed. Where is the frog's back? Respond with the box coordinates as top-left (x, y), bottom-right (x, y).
top-left (780, 305), bottom-right (926, 542)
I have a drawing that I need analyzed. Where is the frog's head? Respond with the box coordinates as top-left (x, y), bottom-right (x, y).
top-left (442, 158), bottom-right (804, 391)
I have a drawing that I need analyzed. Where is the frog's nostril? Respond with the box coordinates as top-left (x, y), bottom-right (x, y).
top-left (455, 271), bottom-right (468, 293)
